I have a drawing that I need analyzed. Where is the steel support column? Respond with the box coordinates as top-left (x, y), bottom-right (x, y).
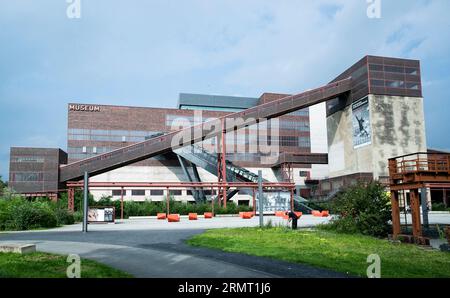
top-left (211, 186), bottom-right (214, 216)
top-left (166, 187), bottom-right (170, 215)
top-left (82, 171), bottom-right (89, 233)
top-left (252, 188), bottom-right (256, 213)
top-left (120, 187), bottom-right (124, 220)
top-left (444, 189), bottom-right (448, 208)
top-left (410, 189), bottom-right (422, 239)
top-left (420, 188), bottom-right (429, 228)
top-left (217, 120), bottom-right (227, 208)
top-left (68, 187), bottom-right (75, 212)
top-left (390, 190), bottom-right (401, 237)
top-left (290, 188), bottom-right (294, 211)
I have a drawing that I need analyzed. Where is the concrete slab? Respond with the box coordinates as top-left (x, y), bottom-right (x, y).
top-left (0, 243), bottom-right (36, 254)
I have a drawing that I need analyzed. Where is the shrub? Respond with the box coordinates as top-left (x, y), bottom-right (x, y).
top-left (73, 211), bottom-right (84, 223)
top-left (432, 203), bottom-right (450, 212)
top-left (319, 182), bottom-right (391, 237)
top-left (10, 202), bottom-right (58, 230)
top-left (53, 208), bottom-right (75, 226)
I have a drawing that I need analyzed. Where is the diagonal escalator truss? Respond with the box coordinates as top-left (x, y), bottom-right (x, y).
top-left (174, 144), bottom-right (267, 202)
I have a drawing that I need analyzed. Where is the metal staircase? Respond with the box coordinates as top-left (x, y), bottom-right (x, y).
top-left (174, 145), bottom-right (268, 202)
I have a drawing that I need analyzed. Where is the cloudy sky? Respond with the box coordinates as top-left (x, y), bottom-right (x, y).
top-left (0, 0), bottom-right (449, 179)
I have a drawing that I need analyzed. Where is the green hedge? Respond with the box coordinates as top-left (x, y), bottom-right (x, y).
top-left (0, 187), bottom-right (252, 230)
top-left (0, 193), bottom-right (75, 231)
top-left (92, 196), bottom-right (252, 219)
top-left (432, 203), bottom-right (450, 212)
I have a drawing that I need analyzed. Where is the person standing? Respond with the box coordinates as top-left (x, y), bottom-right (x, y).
top-left (285, 210), bottom-right (298, 230)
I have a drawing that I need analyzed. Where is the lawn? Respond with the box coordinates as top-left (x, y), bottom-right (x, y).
top-left (187, 227), bottom-right (450, 278)
top-left (0, 252), bottom-right (132, 278)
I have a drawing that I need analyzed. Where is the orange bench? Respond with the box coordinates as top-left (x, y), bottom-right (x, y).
top-left (312, 210), bottom-right (321, 217)
top-left (157, 213), bottom-right (167, 220)
top-left (204, 212), bottom-right (213, 219)
top-left (188, 213), bottom-right (198, 220)
top-left (167, 214), bottom-right (180, 222)
top-left (321, 210), bottom-right (330, 217)
top-left (275, 211), bottom-right (286, 217)
top-left (294, 212), bottom-right (303, 219)
top-left (242, 212), bottom-right (254, 219)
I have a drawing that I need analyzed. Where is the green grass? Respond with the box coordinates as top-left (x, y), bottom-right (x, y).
top-left (187, 227), bottom-right (450, 278)
top-left (0, 252), bottom-right (132, 278)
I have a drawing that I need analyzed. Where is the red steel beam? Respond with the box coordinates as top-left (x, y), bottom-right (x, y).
top-left (66, 181), bottom-right (295, 189)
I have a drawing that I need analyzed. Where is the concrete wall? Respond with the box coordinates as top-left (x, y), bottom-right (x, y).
top-left (309, 102), bottom-right (330, 179)
top-left (327, 94), bottom-right (427, 179)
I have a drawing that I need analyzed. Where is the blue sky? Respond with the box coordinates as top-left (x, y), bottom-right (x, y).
top-left (0, 0), bottom-right (449, 179)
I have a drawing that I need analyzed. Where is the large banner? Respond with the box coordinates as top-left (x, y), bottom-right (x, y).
top-left (352, 97), bottom-right (372, 148)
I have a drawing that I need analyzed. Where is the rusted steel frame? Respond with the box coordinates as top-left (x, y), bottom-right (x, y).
top-left (390, 190), bottom-right (401, 237)
top-left (66, 181), bottom-right (295, 188)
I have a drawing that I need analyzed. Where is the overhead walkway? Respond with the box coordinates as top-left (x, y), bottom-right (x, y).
top-left (60, 77), bottom-right (352, 182)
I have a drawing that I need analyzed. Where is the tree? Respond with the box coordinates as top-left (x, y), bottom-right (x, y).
top-left (0, 175), bottom-right (7, 196)
top-left (324, 182), bottom-right (392, 237)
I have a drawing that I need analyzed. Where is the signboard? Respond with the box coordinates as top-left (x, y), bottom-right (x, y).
top-left (352, 97), bottom-right (372, 148)
top-left (69, 104), bottom-right (101, 112)
top-left (88, 207), bottom-right (115, 223)
top-left (256, 191), bottom-right (291, 213)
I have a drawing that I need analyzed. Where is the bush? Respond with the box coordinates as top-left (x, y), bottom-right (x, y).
top-left (319, 182), bottom-right (391, 237)
top-left (10, 202), bottom-right (58, 230)
top-left (73, 211), bottom-right (84, 223)
top-left (432, 203), bottom-right (450, 212)
top-left (0, 196), bottom-right (75, 231)
top-left (53, 208), bottom-right (75, 226)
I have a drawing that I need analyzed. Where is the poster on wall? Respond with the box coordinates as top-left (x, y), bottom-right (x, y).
top-left (352, 97), bottom-right (372, 148)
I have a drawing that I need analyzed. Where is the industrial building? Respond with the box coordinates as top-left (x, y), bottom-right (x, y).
top-left (8, 55), bottom-right (450, 220)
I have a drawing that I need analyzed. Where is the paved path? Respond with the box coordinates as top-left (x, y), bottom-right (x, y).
top-left (0, 216), bottom-right (348, 278)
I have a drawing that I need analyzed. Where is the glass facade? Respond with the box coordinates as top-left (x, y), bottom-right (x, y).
top-left (68, 129), bottom-right (163, 143)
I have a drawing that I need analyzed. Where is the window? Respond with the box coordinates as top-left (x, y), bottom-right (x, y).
top-left (405, 67), bottom-right (418, 75)
top-left (384, 65), bottom-right (404, 73)
top-left (12, 172), bottom-right (43, 182)
top-left (299, 137), bottom-right (311, 148)
top-left (287, 109), bottom-right (309, 116)
top-left (238, 200), bottom-right (250, 206)
top-left (369, 64), bottom-right (383, 71)
top-left (150, 189), bottom-right (164, 196)
top-left (131, 189), bottom-right (145, 196)
top-left (406, 82), bottom-right (419, 90)
top-left (299, 171), bottom-right (309, 178)
top-left (11, 157), bottom-right (44, 163)
top-left (169, 190), bottom-right (182, 196)
top-left (370, 79), bottom-right (384, 87)
top-left (386, 80), bottom-right (404, 88)
top-left (112, 189), bottom-right (125, 196)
